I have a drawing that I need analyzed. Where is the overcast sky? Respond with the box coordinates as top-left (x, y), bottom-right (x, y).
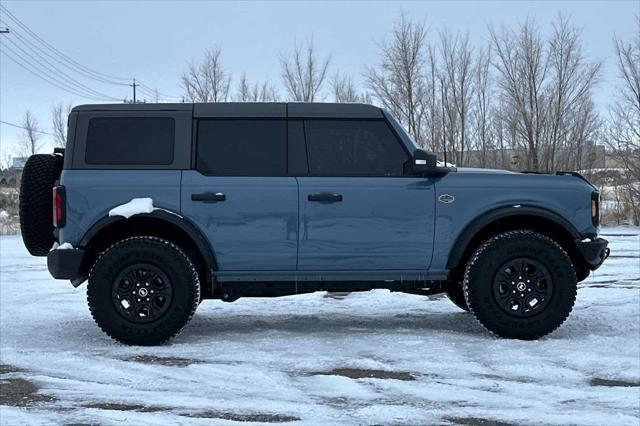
top-left (0, 0), bottom-right (638, 157)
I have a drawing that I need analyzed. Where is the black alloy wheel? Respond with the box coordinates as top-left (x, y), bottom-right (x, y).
top-left (111, 264), bottom-right (173, 323)
top-left (492, 258), bottom-right (553, 317)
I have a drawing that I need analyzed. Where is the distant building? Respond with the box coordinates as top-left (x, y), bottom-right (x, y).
top-left (11, 157), bottom-right (27, 169)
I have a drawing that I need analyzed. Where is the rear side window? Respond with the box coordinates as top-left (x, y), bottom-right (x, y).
top-left (304, 120), bottom-right (408, 176)
top-left (197, 120), bottom-right (286, 175)
top-left (85, 117), bottom-right (175, 165)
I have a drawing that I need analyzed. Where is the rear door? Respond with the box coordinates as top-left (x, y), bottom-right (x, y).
top-left (296, 119), bottom-right (435, 271)
top-left (181, 114), bottom-right (298, 271)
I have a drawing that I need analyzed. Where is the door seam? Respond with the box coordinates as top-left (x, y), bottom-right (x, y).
top-left (294, 176), bottom-right (300, 272)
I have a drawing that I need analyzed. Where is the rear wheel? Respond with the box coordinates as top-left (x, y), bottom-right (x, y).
top-left (19, 154), bottom-right (63, 256)
top-left (87, 236), bottom-right (200, 346)
top-left (463, 230), bottom-right (576, 340)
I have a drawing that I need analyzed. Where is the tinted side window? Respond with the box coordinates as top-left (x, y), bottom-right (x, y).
top-left (304, 120), bottom-right (408, 176)
top-left (197, 120), bottom-right (286, 176)
top-left (85, 117), bottom-right (175, 165)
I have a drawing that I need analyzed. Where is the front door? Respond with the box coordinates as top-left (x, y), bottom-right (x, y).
top-left (296, 119), bottom-right (435, 271)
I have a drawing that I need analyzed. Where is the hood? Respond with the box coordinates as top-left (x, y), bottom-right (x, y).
top-left (455, 167), bottom-right (516, 174)
top-left (450, 167), bottom-right (597, 190)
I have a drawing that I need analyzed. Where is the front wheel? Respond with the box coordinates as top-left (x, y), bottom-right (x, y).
top-left (463, 230), bottom-right (576, 340)
top-left (87, 236), bottom-right (201, 346)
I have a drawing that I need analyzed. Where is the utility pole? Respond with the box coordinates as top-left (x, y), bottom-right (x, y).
top-left (130, 78), bottom-right (138, 103)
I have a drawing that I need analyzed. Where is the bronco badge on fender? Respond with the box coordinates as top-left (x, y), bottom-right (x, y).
top-left (439, 194), bottom-right (455, 203)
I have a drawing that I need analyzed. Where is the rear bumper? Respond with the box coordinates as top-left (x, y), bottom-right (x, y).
top-left (576, 237), bottom-right (609, 271)
top-left (47, 248), bottom-right (87, 287)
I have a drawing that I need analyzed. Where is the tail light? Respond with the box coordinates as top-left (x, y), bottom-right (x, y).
top-left (53, 186), bottom-right (66, 227)
top-left (591, 192), bottom-right (600, 226)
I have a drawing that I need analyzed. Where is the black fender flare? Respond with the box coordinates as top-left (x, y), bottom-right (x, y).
top-left (446, 205), bottom-right (581, 270)
top-left (79, 210), bottom-right (218, 272)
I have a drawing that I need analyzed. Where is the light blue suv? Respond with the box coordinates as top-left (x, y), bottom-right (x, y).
top-left (19, 103), bottom-right (609, 345)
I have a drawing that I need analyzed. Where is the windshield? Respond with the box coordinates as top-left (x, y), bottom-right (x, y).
top-left (382, 109), bottom-right (457, 167)
top-left (382, 110), bottom-right (418, 151)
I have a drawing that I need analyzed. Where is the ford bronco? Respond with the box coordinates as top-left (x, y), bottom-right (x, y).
top-left (19, 102), bottom-right (609, 345)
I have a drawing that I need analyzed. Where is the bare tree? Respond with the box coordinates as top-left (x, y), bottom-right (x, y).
top-left (366, 14), bottom-right (428, 146)
top-left (235, 73), bottom-right (279, 102)
top-left (490, 18), bottom-right (548, 171)
top-left (280, 38), bottom-right (330, 102)
top-left (440, 76), bottom-right (457, 164)
top-left (236, 74), bottom-right (253, 102)
top-left (51, 102), bottom-right (72, 148)
top-left (492, 104), bottom-right (512, 169)
top-left (473, 44), bottom-right (493, 167)
top-left (19, 110), bottom-right (42, 157)
top-left (424, 44), bottom-right (442, 154)
top-left (181, 47), bottom-right (231, 102)
top-left (0, 148), bottom-right (12, 170)
top-left (607, 17), bottom-right (640, 224)
top-left (576, 100), bottom-right (602, 169)
top-left (331, 73), bottom-right (368, 103)
top-left (544, 15), bottom-right (601, 171)
top-left (439, 30), bottom-right (475, 165)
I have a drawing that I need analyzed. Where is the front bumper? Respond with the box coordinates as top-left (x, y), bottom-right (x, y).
top-left (576, 237), bottom-right (609, 271)
top-left (47, 248), bottom-right (87, 287)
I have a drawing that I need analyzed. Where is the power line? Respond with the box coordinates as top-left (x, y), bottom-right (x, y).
top-left (0, 4), bottom-right (131, 84)
top-left (137, 82), bottom-right (181, 100)
top-left (0, 5), bottom-right (182, 103)
top-left (1, 44), bottom-right (118, 100)
top-left (0, 120), bottom-right (56, 136)
top-left (0, 31), bottom-right (121, 101)
top-left (0, 19), bottom-right (129, 88)
top-left (0, 43), bottom-right (118, 100)
top-left (124, 80), bottom-right (182, 102)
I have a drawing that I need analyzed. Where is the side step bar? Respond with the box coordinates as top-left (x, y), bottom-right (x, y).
top-left (215, 280), bottom-right (445, 302)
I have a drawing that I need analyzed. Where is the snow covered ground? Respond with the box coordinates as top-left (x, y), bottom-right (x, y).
top-left (1, 228), bottom-right (639, 426)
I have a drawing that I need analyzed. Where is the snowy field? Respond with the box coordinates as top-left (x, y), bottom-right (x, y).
top-left (1, 228), bottom-right (639, 426)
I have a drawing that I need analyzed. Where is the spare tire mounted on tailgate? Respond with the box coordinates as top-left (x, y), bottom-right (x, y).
top-left (19, 154), bottom-right (63, 256)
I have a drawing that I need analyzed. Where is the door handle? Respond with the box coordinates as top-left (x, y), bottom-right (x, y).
top-left (191, 192), bottom-right (226, 202)
top-left (308, 193), bottom-right (343, 202)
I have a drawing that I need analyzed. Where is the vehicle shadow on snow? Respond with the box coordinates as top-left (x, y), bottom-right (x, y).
top-left (182, 310), bottom-right (489, 340)
top-left (179, 304), bottom-right (617, 344)
top-left (44, 310), bottom-right (494, 349)
top-left (48, 304), bottom-right (604, 346)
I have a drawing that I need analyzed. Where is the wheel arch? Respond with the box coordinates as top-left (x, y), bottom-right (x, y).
top-left (79, 211), bottom-right (217, 293)
top-left (446, 206), bottom-right (589, 282)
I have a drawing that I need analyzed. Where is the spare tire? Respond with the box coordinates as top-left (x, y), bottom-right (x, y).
top-left (20, 154), bottom-right (63, 256)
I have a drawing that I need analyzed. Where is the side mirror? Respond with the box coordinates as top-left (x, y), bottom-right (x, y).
top-left (412, 148), bottom-right (437, 174)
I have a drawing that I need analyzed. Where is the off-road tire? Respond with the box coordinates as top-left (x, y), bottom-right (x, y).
top-left (463, 230), bottom-right (577, 340)
top-left (87, 236), bottom-right (201, 346)
top-left (19, 154), bottom-right (63, 256)
top-left (445, 281), bottom-right (469, 312)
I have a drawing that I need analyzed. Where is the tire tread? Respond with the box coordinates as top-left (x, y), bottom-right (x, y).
top-left (19, 154), bottom-right (63, 256)
top-left (463, 230), bottom-right (576, 339)
top-left (87, 236), bottom-right (201, 345)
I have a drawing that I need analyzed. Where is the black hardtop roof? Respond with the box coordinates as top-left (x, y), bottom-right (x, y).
top-left (71, 102), bottom-right (383, 119)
